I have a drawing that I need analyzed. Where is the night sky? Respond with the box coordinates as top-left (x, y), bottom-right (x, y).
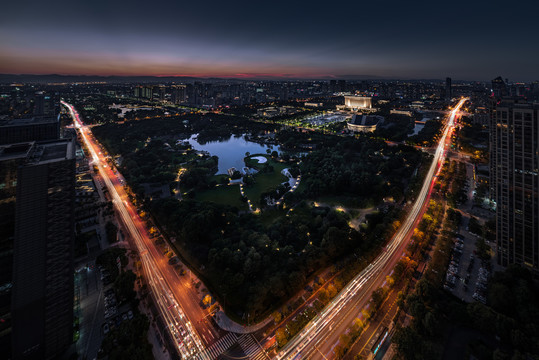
top-left (1, 0), bottom-right (538, 81)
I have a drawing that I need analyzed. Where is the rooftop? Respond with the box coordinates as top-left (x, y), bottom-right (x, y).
top-left (0, 139), bottom-right (74, 164)
top-left (350, 114), bottom-right (384, 126)
top-left (0, 115), bottom-right (60, 127)
top-left (0, 142), bottom-right (35, 161)
top-left (29, 139), bottom-right (75, 164)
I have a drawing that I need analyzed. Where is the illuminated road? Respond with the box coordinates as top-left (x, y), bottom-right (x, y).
top-left (62, 101), bottom-right (213, 359)
top-left (278, 98), bottom-right (468, 360)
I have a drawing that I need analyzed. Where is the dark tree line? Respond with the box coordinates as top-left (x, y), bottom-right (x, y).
top-left (298, 141), bottom-right (423, 205)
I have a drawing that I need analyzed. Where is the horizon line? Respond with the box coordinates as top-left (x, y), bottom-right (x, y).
top-left (0, 72), bottom-right (508, 83)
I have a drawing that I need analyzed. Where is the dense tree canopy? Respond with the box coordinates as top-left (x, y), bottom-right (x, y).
top-left (152, 199), bottom-right (370, 319)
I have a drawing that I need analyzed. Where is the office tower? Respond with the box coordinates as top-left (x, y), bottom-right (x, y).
top-left (445, 77), bottom-right (452, 100)
top-left (171, 85), bottom-right (187, 104)
top-left (143, 86), bottom-right (153, 100)
top-left (133, 85), bottom-right (143, 98)
top-left (492, 76), bottom-right (508, 98)
top-left (490, 99), bottom-right (539, 274)
top-left (157, 85), bottom-right (166, 101)
top-left (33, 92), bottom-right (56, 116)
top-left (0, 142), bottom-right (34, 355)
top-left (10, 139), bottom-right (76, 359)
top-left (0, 116), bottom-right (61, 145)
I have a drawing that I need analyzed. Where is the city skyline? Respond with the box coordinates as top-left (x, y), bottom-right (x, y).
top-left (1, 0), bottom-right (539, 81)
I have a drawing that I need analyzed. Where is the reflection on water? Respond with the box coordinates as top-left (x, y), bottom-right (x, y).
top-left (188, 134), bottom-right (280, 174)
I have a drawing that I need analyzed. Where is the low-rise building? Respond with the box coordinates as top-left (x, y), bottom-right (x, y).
top-left (344, 96), bottom-right (372, 110)
top-left (347, 114), bottom-right (385, 133)
top-left (390, 109), bottom-right (413, 117)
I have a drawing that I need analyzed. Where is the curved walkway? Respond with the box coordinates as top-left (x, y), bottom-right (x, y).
top-left (215, 310), bottom-right (273, 334)
top-left (275, 168), bottom-right (301, 206)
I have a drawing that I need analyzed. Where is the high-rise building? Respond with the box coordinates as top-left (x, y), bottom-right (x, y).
top-left (157, 85), bottom-right (166, 101)
top-left (134, 85), bottom-right (154, 100)
top-left (491, 76), bottom-right (508, 98)
top-left (0, 142), bottom-right (35, 355)
top-left (445, 77), bottom-right (452, 100)
top-left (171, 85), bottom-right (187, 104)
top-left (10, 139), bottom-right (76, 359)
top-left (133, 85), bottom-right (143, 98)
top-left (33, 92), bottom-right (57, 117)
top-left (143, 86), bottom-right (153, 100)
top-left (490, 99), bottom-right (539, 274)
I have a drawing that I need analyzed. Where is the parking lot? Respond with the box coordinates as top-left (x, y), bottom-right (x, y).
top-left (75, 264), bottom-right (105, 360)
top-left (443, 162), bottom-right (496, 304)
top-left (100, 266), bottom-right (136, 336)
top-left (444, 229), bottom-right (491, 303)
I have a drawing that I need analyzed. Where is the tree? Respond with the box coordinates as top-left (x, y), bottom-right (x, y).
top-left (203, 294), bottom-right (212, 307)
top-left (327, 284), bottom-right (338, 299)
top-left (422, 311), bottom-right (438, 336)
top-left (96, 247), bottom-right (128, 280)
top-left (100, 314), bottom-right (153, 359)
top-left (230, 170), bottom-right (242, 180)
top-left (272, 311), bottom-right (282, 324)
top-left (492, 349), bottom-right (510, 360)
top-left (371, 287), bottom-right (386, 310)
top-left (476, 237), bottom-right (490, 261)
top-left (339, 333), bottom-right (351, 349)
top-left (244, 176), bottom-right (254, 186)
top-left (275, 328), bottom-right (288, 347)
top-left (393, 325), bottom-right (422, 360)
top-left (318, 288), bottom-right (329, 304)
top-left (115, 270), bottom-right (137, 303)
top-left (105, 221), bottom-right (118, 243)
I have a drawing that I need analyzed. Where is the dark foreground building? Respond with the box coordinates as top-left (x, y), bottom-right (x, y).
top-left (0, 115), bottom-right (60, 145)
top-left (490, 99), bottom-right (539, 274)
top-left (10, 139), bottom-right (75, 359)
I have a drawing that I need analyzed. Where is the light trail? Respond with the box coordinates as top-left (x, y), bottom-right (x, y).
top-left (278, 98), bottom-right (467, 359)
top-left (62, 101), bottom-right (209, 359)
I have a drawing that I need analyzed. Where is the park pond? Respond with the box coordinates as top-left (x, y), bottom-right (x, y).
top-left (187, 134), bottom-right (280, 174)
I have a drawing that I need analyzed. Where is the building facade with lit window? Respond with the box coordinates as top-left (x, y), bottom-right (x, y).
top-left (344, 96), bottom-right (372, 110)
top-left (490, 99), bottom-right (539, 274)
top-left (11, 139), bottom-right (76, 359)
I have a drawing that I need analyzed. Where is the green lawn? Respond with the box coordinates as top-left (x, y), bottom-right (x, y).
top-left (195, 184), bottom-right (247, 210)
top-left (195, 155), bottom-right (294, 211)
top-left (243, 155), bottom-right (289, 208)
top-left (210, 174), bottom-right (229, 185)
